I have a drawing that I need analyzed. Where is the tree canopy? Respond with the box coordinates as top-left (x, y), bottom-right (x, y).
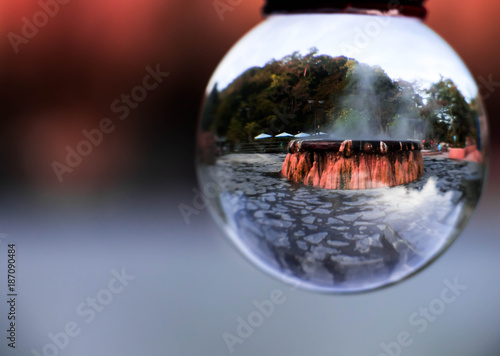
top-left (201, 49), bottom-right (478, 147)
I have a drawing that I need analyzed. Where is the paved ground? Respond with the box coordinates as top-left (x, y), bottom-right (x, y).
top-left (201, 153), bottom-right (483, 292)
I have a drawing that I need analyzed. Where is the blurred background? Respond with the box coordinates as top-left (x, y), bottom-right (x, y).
top-left (0, 0), bottom-right (498, 355)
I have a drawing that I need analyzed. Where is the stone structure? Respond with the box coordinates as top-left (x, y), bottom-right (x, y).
top-left (281, 139), bottom-right (424, 190)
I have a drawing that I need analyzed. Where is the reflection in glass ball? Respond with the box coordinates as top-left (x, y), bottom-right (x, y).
top-left (196, 14), bottom-right (488, 293)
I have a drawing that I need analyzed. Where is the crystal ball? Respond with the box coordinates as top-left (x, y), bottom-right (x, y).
top-left (196, 14), bottom-right (488, 293)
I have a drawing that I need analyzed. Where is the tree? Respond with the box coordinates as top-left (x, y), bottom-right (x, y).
top-left (244, 121), bottom-right (261, 142)
top-left (424, 78), bottom-right (476, 146)
top-left (329, 62), bottom-right (402, 136)
top-left (200, 50), bottom-right (473, 148)
top-left (200, 84), bottom-right (219, 131)
top-left (226, 117), bottom-right (245, 144)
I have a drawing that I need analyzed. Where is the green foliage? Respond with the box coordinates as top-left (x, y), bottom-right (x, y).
top-left (333, 108), bottom-right (366, 131)
top-left (201, 50), bottom-right (475, 147)
top-left (424, 78), bottom-right (477, 147)
top-left (200, 84), bottom-right (219, 131)
top-left (329, 63), bottom-right (405, 135)
top-left (244, 121), bottom-right (262, 141)
top-left (226, 117), bottom-right (245, 144)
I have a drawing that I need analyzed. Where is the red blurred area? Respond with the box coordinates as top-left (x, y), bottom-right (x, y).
top-left (0, 0), bottom-right (498, 194)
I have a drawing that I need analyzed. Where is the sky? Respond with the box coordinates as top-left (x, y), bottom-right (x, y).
top-left (207, 14), bottom-right (478, 100)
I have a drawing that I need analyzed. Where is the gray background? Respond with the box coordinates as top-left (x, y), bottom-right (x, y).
top-left (0, 0), bottom-right (499, 355)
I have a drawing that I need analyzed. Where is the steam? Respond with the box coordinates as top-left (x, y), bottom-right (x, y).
top-left (326, 63), bottom-right (424, 141)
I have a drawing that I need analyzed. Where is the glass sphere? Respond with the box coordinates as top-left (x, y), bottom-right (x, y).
top-left (196, 14), bottom-right (488, 293)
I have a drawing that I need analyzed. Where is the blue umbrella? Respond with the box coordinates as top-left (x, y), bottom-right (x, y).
top-left (294, 132), bottom-right (310, 138)
top-left (254, 133), bottom-right (272, 140)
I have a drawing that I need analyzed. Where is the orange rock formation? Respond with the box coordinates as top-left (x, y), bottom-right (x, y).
top-left (281, 140), bottom-right (424, 190)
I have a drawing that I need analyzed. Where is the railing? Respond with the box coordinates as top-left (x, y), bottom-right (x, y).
top-left (227, 141), bottom-right (289, 154)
